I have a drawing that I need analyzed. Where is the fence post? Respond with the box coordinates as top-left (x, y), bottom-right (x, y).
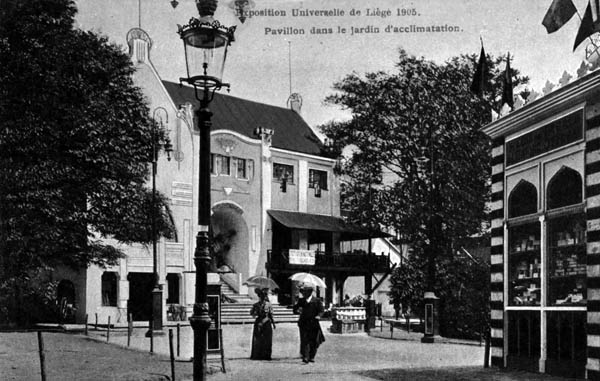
top-left (37, 331), bottom-right (47, 381)
top-left (128, 318), bottom-right (132, 347)
top-left (95, 313), bottom-right (98, 330)
top-left (169, 329), bottom-right (175, 381)
top-left (176, 323), bottom-right (180, 357)
top-left (84, 314), bottom-right (89, 336)
top-left (107, 316), bottom-right (111, 342)
top-left (149, 320), bottom-right (154, 354)
top-left (483, 328), bottom-right (491, 368)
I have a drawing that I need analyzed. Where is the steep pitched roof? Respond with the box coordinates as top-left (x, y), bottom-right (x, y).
top-left (162, 81), bottom-right (323, 155)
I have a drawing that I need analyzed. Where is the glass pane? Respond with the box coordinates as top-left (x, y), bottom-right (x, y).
top-left (273, 163), bottom-right (293, 183)
top-left (237, 158), bottom-right (246, 178)
top-left (217, 155), bottom-right (230, 176)
top-left (508, 222), bottom-right (541, 306)
top-left (548, 214), bottom-right (586, 306)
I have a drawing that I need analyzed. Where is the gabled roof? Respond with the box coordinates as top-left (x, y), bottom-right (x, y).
top-left (162, 81), bottom-right (323, 155)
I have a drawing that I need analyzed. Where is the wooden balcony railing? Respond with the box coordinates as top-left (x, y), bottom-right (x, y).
top-left (267, 249), bottom-right (391, 273)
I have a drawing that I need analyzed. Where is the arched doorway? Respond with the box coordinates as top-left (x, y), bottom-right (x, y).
top-left (211, 202), bottom-right (249, 277)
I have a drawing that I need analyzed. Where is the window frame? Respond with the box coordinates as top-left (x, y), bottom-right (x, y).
top-left (210, 153), bottom-right (231, 176)
top-left (273, 163), bottom-right (294, 184)
top-left (236, 157), bottom-right (247, 180)
top-left (308, 169), bottom-right (328, 191)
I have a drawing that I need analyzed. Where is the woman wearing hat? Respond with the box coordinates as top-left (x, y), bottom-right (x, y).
top-left (293, 284), bottom-right (325, 363)
top-left (250, 288), bottom-right (276, 360)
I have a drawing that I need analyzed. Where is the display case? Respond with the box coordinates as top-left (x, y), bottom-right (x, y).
top-left (508, 222), bottom-right (541, 306)
top-left (547, 215), bottom-right (586, 306)
top-left (329, 307), bottom-right (366, 334)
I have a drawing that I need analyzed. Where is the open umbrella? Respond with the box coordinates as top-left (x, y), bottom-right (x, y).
top-left (289, 272), bottom-right (327, 289)
top-left (243, 275), bottom-right (279, 290)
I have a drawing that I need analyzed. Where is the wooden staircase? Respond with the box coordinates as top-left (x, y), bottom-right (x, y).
top-left (220, 281), bottom-right (297, 324)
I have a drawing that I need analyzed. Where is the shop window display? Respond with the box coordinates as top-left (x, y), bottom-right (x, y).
top-left (508, 222), bottom-right (541, 306)
top-left (548, 215), bottom-right (586, 306)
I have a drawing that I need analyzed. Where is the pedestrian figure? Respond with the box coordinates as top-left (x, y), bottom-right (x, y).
top-left (343, 294), bottom-right (351, 306)
top-left (250, 288), bottom-right (275, 360)
top-left (293, 284), bottom-right (325, 364)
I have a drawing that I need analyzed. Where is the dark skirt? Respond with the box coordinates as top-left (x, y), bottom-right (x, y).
top-left (251, 319), bottom-right (273, 360)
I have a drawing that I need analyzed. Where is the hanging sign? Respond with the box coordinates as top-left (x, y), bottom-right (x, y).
top-left (288, 249), bottom-right (316, 265)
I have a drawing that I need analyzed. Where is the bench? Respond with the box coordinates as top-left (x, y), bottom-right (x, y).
top-left (383, 317), bottom-right (423, 336)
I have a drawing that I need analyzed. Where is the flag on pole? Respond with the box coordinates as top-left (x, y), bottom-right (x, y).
top-left (470, 41), bottom-right (488, 97)
top-left (501, 53), bottom-right (514, 109)
top-left (542, 0), bottom-right (577, 33)
top-left (574, 1), bottom-right (600, 51)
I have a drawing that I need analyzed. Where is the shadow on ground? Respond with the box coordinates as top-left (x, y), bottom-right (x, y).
top-left (358, 366), bottom-right (579, 381)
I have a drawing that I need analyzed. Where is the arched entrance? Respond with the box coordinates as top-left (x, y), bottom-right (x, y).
top-left (211, 202), bottom-right (249, 277)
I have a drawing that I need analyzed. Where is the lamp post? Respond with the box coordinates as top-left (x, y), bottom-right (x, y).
top-left (177, 1), bottom-right (235, 380)
top-left (415, 118), bottom-right (440, 344)
top-left (146, 107), bottom-right (173, 337)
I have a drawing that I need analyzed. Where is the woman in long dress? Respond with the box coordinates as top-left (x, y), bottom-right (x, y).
top-left (250, 288), bottom-right (275, 360)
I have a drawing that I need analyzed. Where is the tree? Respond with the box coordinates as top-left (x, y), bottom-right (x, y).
top-left (321, 49), bottom-right (528, 338)
top-left (0, 0), bottom-right (174, 326)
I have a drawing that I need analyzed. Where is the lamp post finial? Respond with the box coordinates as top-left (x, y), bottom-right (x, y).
top-left (196, 0), bottom-right (218, 17)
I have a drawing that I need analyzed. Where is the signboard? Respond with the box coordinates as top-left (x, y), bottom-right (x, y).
top-left (425, 304), bottom-right (433, 335)
top-left (289, 249), bottom-right (316, 265)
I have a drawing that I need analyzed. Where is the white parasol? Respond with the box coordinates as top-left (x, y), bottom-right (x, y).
top-left (289, 272), bottom-right (327, 289)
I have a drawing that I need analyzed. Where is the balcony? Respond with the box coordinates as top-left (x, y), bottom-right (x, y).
top-left (267, 249), bottom-right (392, 275)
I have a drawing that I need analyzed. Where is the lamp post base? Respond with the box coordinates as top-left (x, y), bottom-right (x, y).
top-left (421, 291), bottom-right (439, 344)
top-left (145, 287), bottom-right (164, 336)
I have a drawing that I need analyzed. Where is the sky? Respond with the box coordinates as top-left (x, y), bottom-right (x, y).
top-left (75, 0), bottom-right (597, 131)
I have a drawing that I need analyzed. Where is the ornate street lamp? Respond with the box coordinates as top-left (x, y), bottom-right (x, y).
top-left (415, 120), bottom-right (439, 344)
top-left (147, 107), bottom-right (172, 337)
top-left (177, 1), bottom-right (235, 379)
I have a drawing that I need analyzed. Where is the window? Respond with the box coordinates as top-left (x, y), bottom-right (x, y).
top-left (309, 169), bottom-right (328, 191)
top-left (273, 163), bottom-right (294, 184)
top-left (210, 154), bottom-right (216, 175)
top-left (547, 167), bottom-right (582, 210)
top-left (166, 273), bottom-right (180, 304)
top-left (210, 154), bottom-right (231, 176)
top-left (508, 181), bottom-right (537, 218)
top-left (508, 222), bottom-right (541, 306)
top-left (101, 272), bottom-right (118, 306)
top-left (547, 214), bottom-right (586, 306)
top-left (236, 158), bottom-right (247, 179)
top-left (505, 109), bottom-right (583, 166)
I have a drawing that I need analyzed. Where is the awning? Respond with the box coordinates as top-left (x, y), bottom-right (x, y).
top-left (267, 210), bottom-right (389, 241)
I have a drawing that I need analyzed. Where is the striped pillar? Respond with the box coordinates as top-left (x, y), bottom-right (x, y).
top-left (586, 115), bottom-right (600, 380)
top-left (490, 137), bottom-right (505, 368)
